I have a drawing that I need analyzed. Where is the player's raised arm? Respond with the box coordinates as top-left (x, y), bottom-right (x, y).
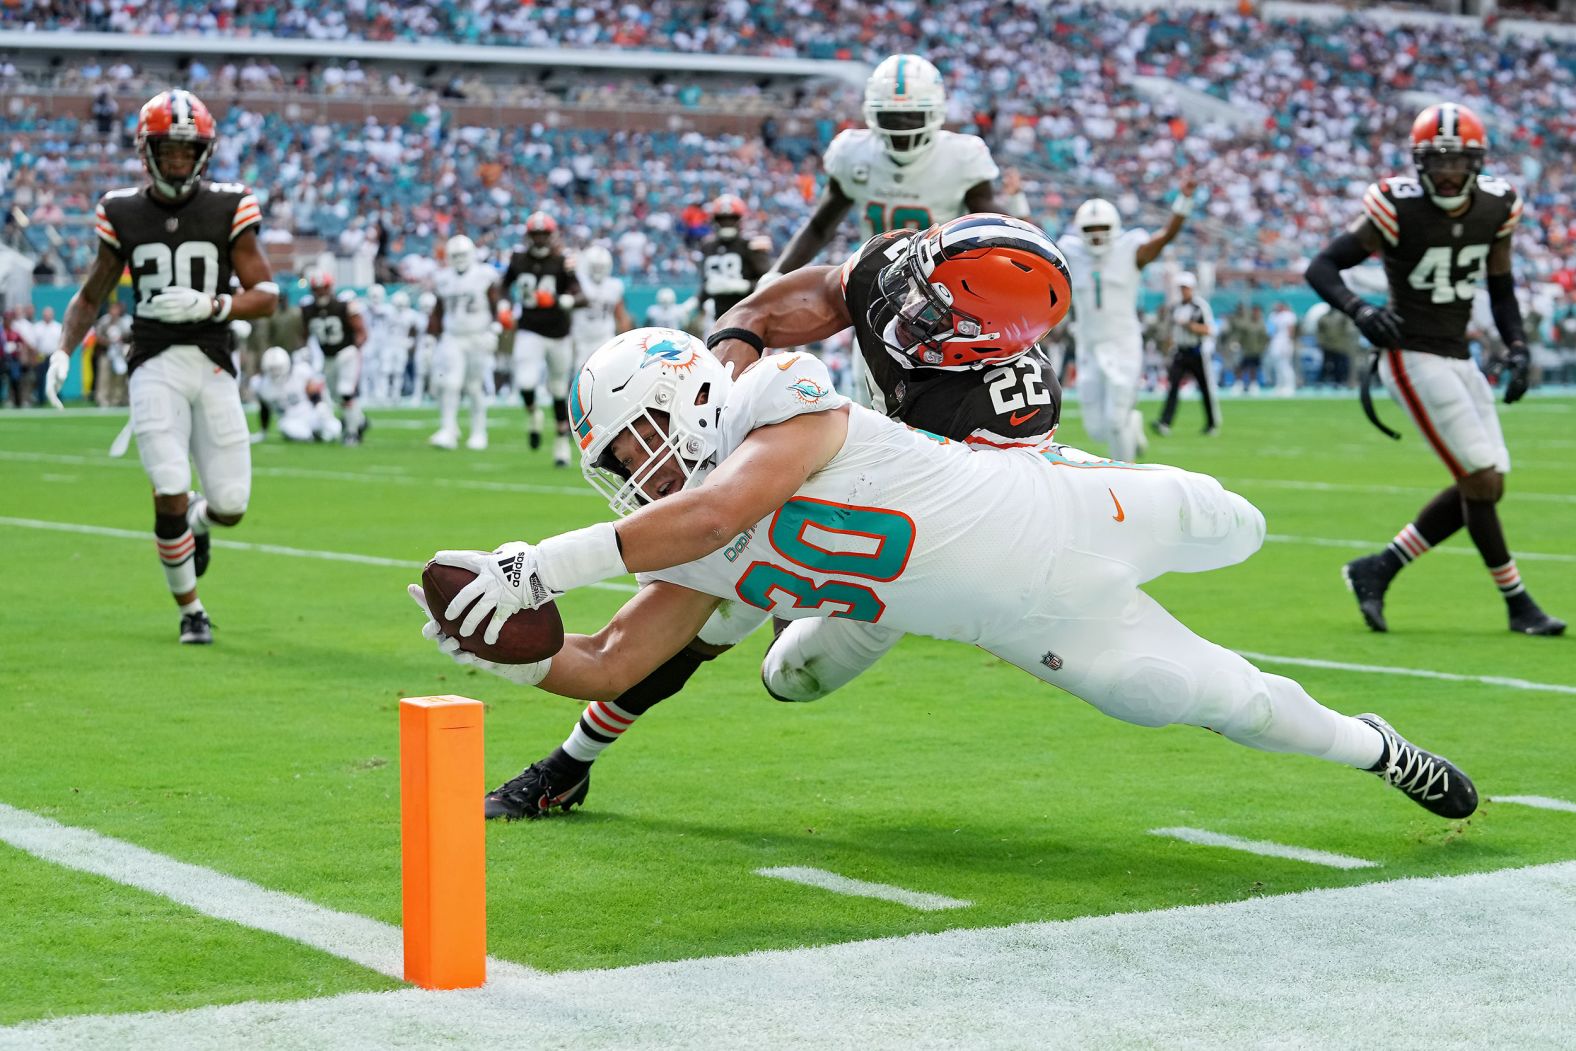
top-left (1135, 176), bottom-right (1198, 269)
top-left (707, 265), bottom-right (852, 373)
top-left (769, 181), bottom-right (855, 277)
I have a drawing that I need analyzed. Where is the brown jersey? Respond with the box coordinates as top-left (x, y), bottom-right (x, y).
top-left (1361, 174), bottom-right (1522, 359)
top-left (503, 250), bottom-right (579, 338)
top-left (698, 235), bottom-right (771, 317)
top-left (302, 296), bottom-right (359, 357)
top-left (836, 230), bottom-right (1061, 446)
top-left (95, 181), bottom-right (260, 375)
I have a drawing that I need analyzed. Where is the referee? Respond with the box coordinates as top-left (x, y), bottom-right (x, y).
top-left (1153, 272), bottom-right (1218, 436)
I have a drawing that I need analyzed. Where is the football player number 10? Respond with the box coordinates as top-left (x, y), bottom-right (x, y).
top-left (736, 498), bottom-right (916, 622)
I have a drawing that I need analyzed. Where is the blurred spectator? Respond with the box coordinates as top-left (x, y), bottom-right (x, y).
top-left (1314, 305), bottom-right (1361, 388)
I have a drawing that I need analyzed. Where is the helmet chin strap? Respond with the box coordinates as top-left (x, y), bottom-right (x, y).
top-left (716, 226), bottom-right (738, 240)
top-left (529, 244), bottom-right (551, 258)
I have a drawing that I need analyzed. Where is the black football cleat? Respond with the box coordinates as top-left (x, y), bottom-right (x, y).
top-left (179, 610), bottom-right (213, 645)
top-left (192, 531), bottom-right (211, 578)
top-left (1509, 600), bottom-right (1566, 637)
top-left (1342, 554), bottom-right (1393, 632)
top-left (1358, 714), bottom-right (1477, 819)
top-left (484, 750), bottom-right (590, 820)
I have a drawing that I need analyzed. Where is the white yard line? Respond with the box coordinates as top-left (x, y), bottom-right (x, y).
top-left (0, 449), bottom-right (596, 498)
top-left (1232, 476), bottom-right (1576, 507)
top-left (0, 803), bottom-right (536, 984)
top-left (1265, 532), bottom-right (1576, 564)
top-left (1491, 795), bottom-right (1576, 814)
top-left (5, 860), bottom-right (1574, 1050)
top-left (1149, 827), bottom-right (1379, 870)
top-left (0, 516), bottom-right (639, 594)
top-left (1236, 650), bottom-right (1576, 697)
top-left (755, 866), bottom-right (971, 911)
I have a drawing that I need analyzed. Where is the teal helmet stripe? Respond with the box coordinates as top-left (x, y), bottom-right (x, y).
top-left (569, 371), bottom-right (591, 439)
top-left (895, 56), bottom-right (906, 96)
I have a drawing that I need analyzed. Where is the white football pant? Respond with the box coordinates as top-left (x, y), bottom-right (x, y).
top-left (129, 345), bottom-right (251, 515)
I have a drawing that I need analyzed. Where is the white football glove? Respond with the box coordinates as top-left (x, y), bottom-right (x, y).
top-left (44, 351), bottom-right (70, 409)
top-left (430, 541), bottom-right (562, 645)
top-left (407, 585), bottom-right (550, 686)
top-left (558, 293), bottom-right (576, 311)
top-left (145, 286), bottom-right (216, 324)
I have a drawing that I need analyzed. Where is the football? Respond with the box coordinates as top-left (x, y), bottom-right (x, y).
top-left (421, 558), bottom-right (565, 665)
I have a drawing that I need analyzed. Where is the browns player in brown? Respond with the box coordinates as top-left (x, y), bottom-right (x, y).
top-left (48, 89), bottom-right (279, 644)
top-left (1306, 103), bottom-right (1563, 636)
top-left (301, 269), bottom-right (369, 444)
top-left (695, 194), bottom-right (772, 324)
top-left (480, 214), bottom-right (1073, 819)
top-left (503, 212), bottom-right (580, 464)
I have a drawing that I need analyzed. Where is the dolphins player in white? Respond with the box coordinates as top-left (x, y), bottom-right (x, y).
top-left (361, 284), bottom-right (392, 405)
top-left (764, 53), bottom-right (1026, 405)
top-left (410, 290), bottom-right (438, 406)
top-left (1059, 183), bottom-right (1196, 462)
top-left (428, 234), bottom-right (503, 451)
top-left (411, 329), bottom-right (1480, 825)
top-left (645, 287), bottom-right (695, 332)
top-left (381, 289), bottom-right (422, 404)
top-left (250, 345), bottom-right (341, 443)
top-left (569, 245), bottom-right (634, 373)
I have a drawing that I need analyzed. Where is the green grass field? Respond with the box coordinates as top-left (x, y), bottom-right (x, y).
top-left (1, 393), bottom-right (1572, 1032)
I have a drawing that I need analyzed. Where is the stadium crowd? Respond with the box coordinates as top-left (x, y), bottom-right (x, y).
top-left (4, 1), bottom-right (1576, 298)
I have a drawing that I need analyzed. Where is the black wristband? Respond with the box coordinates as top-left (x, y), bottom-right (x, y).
top-left (706, 327), bottom-right (765, 355)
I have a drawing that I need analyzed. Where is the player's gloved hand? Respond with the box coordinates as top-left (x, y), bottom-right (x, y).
top-left (431, 541), bottom-right (561, 645)
top-left (406, 585), bottom-right (550, 686)
top-left (1352, 303), bottom-right (1403, 350)
top-left (44, 350), bottom-right (70, 409)
top-left (558, 293), bottom-right (576, 311)
top-left (145, 286), bottom-right (216, 323)
top-left (488, 321), bottom-right (504, 336)
top-left (1502, 341), bottom-right (1531, 404)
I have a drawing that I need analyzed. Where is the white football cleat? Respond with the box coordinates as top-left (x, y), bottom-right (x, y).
top-left (553, 434), bottom-right (571, 467)
top-left (466, 432), bottom-right (489, 451)
top-left (429, 428), bottom-right (459, 450)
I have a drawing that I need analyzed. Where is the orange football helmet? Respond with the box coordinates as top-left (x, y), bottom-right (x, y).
top-left (526, 210), bottom-right (558, 257)
top-left (874, 214), bottom-right (1072, 368)
top-left (136, 90), bottom-right (217, 201)
top-left (1410, 103), bottom-right (1487, 210)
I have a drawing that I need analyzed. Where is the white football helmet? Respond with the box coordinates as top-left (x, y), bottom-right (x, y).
top-left (1073, 198), bottom-right (1122, 255)
top-left (580, 244), bottom-right (614, 283)
top-left (367, 283), bottom-right (387, 306)
top-left (656, 288), bottom-right (677, 306)
top-left (571, 328), bottom-right (732, 517)
top-left (261, 345), bottom-right (291, 381)
top-left (417, 291), bottom-right (437, 313)
top-left (446, 235), bottom-right (476, 274)
top-left (863, 54), bottom-right (947, 165)
top-left (391, 289), bottom-right (411, 310)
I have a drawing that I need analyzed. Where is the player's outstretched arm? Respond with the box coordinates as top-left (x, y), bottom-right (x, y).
top-left (1135, 176), bottom-right (1198, 269)
top-left (709, 266), bottom-right (852, 374)
top-left (538, 583), bottom-right (720, 702)
top-left (1306, 219), bottom-right (1401, 349)
top-left (769, 181), bottom-right (854, 276)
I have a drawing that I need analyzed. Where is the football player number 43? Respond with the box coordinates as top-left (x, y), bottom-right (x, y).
top-left (131, 241), bottom-right (220, 304)
top-left (1408, 244), bottom-right (1489, 304)
top-left (736, 498), bottom-right (916, 622)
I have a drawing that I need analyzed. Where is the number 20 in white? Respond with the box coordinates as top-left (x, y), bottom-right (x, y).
top-left (131, 241), bottom-right (221, 303)
top-left (1407, 244), bottom-right (1488, 304)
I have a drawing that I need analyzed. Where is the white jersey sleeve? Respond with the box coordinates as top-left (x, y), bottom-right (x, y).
top-left (821, 130), bottom-right (862, 196)
top-left (946, 132), bottom-right (1000, 191)
top-left (715, 352), bottom-right (848, 460)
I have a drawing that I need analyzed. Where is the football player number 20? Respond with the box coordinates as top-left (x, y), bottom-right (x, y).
top-left (736, 498), bottom-right (916, 622)
top-left (131, 242), bottom-right (220, 303)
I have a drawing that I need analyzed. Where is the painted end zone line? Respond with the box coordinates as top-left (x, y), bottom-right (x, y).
top-left (756, 866), bottom-right (972, 911)
top-left (1236, 649), bottom-right (1576, 697)
top-left (0, 516), bottom-right (638, 594)
top-left (0, 802), bottom-right (537, 982)
top-left (1491, 795), bottom-right (1576, 814)
top-left (1150, 827), bottom-right (1379, 870)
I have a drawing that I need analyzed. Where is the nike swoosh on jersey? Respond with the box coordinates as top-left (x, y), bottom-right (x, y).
top-left (776, 354), bottom-right (800, 371)
top-left (1108, 488), bottom-right (1125, 522)
top-left (1009, 408), bottom-right (1040, 426)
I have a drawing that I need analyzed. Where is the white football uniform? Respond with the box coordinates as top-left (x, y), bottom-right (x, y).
top-left (251, 362), bottom-right (341, 442)
top-left (129, 345), bottom-right (251, 515)
top-left (360, 302), bottom-right (393, 403)
top-left (638, 353), bottom-right (1372, 760)
top-left (645, 301), bottom-right (692, 332)
top-left (571, 274), bottom-right (626, 368)
top-left (822, 128), bottom-right (1000, 410)
top-left (433, 264), bottom-right (500, 442)
top-left (1378, 350), bottom-right (1509, 475)
top-left (381, 306), bottom-right (423, 404)
top-left (1060, 230), bottom-right (1149, 461)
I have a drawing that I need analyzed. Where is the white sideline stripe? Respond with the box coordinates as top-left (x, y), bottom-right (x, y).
top-left (1265, 532), bottom-right (1576, 565)
top-left (0, 449), bottom-right (597, 499)
top-left (755, 866), bottom-right (972, 912)
top-left (1236, 649), bottom-right (1576, 697)
top-left (1150, 827), bottom-right (1379, 870)
top-left (0, 516), bottom-right (639, 594)
top-left (1233, 476), bottom-right (1576, 507)
top-left (7, 862), bottom-right (1576, 1049)
top-left (1492, 795), bottom-right (1576, 814)
top-left (0, 803), bottom-right (538, 983)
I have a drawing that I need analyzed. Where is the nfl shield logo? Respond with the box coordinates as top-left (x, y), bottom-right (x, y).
top-left (1041, 651), bottom-right (1063, 671)
top-left (166, 218), bottom-right (179, 232)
